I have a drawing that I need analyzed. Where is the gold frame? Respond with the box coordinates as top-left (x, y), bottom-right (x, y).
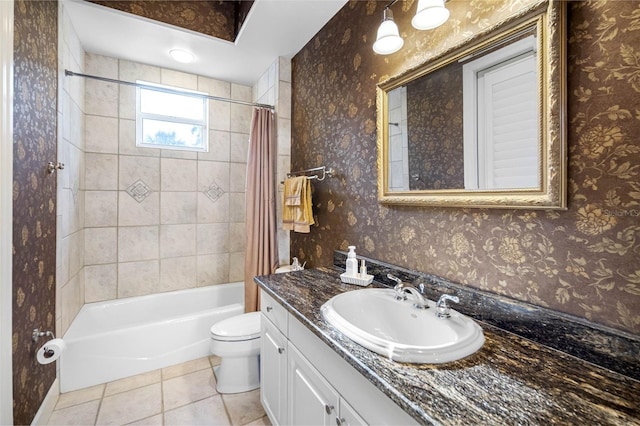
top-left (377, 1), bottom-right (566, 209)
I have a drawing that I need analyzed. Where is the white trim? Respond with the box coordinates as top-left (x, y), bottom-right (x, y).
top-left (462, 56), bottom-right (479, 190)
top-left (30, 378), bottom-right (59, 426)
top-left (0, 0), bottom-right (14, 424)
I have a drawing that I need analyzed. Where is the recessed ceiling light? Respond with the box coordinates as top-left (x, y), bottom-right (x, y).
top-left (169, 49), bottom-right (195, 64)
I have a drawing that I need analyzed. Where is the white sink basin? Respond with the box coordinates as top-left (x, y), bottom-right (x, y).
top-left (320, 288), bottom-right (485, 363)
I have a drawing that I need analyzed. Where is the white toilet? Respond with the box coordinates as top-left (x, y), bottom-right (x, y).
top-left (210, 310), bottom-right (261, 394)
top-left (210, 265), bottom-right (295, 393)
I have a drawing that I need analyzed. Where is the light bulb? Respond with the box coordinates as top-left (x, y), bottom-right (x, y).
top-left (412, 0), bottom-right (450, 30)
top-left (169, 49), bottom-right (195, 64)
top-left (373, 8), bottom-right (404, 55)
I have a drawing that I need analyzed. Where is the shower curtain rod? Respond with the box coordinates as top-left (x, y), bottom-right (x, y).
top-left (65, 70), bottom-right (275, 110)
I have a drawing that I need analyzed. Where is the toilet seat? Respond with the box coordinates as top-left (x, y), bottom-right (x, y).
top-left (210, 311), bottom-right (261, 342)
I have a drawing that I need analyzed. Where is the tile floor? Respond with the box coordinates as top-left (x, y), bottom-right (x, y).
top-left (46, 356), bottom-right (270, 425)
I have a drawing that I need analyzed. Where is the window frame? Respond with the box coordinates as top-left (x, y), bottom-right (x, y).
top-left (135, 81), bottom-right (209, 152)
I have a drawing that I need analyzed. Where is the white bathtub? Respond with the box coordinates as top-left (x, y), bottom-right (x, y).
top-left (60, 282), bottom-right (244, 393)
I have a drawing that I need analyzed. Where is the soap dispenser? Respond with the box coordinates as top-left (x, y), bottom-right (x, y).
top-left (346, 246), bottom-right (358, 276)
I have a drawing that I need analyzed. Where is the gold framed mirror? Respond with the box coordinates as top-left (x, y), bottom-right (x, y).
top-left (377, 1), bottom-right (566, 209)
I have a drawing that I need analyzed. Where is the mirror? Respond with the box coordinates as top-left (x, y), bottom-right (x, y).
top-left (377, 1), bottom-right (566, 209)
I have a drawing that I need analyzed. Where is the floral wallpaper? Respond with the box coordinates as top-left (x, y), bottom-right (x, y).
top-left (12, 0), bottom-right (58, 423)
top-left (291, 0), bottom-right (640, 335)
top-left (89, 0), bottom-right (241, 42)
top-left (406, 61), bottom-right (464, 190)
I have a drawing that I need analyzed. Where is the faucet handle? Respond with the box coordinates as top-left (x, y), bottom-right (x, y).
top-left (387, 274), bottom-right (406, 300)
top-left (436, 294), bottom-right (459, 318)
top-left (387, 274), bottom-right (402, 285)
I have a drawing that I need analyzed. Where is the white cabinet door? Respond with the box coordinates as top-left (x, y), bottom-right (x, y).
top-left (261, 315), bottom-right (288, 426)
top-left (338, 399), bottom-right (367, 426)
top-left (288, 343), bottom-right (340, 426)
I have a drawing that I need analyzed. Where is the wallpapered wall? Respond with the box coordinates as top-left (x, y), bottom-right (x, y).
top-left (89, 0), bottom-right (241, 42)
top-left (12, 0), bottom-right (58, 423)
top-left (407, 61), bottom-right (464, 190)
top-left (291, 0), bottom-right (640, 335)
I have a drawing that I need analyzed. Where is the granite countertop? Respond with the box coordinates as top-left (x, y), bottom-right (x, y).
top-left (255, 267), bottom-right (640, 426)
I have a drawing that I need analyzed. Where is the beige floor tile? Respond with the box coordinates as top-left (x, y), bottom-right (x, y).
top-left (55, 384), bottom-right (105, 410)
top-left (163, 368), bottom-right (217, 411)
top-left (209, 355), bottom-right (222, 367)
top-left (49, 358), bottom-right (267, 426)
top-left (162, 356), bottom-right (211, 380)
top-left (96, 383), bottom-right (162, 425)
top-left (243, 416), bottom-right (271, 426)
top-left (222, 389), bottom-right (265, 426)
top-left (126, 413), bottom-right (163, 425)
top-left (105, 369), bottom-right (161, 396)
top-left (164, 396), bottom-right (230, 426)
top-left (47, 400), bottom-right (100, 425)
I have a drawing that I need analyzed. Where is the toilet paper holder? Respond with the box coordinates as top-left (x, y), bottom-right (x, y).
top-left (32, 328), bottom-right (55, 343)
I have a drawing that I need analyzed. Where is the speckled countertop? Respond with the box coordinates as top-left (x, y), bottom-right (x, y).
top-left (255, 267), bottom-right (640, 426)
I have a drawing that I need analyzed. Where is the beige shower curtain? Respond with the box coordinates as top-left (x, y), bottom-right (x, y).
top-left (244, 107), bottom-right (279, 312)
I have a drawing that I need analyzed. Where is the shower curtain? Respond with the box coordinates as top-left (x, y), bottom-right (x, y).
top-left (244, 107), bottom-right (279, 312)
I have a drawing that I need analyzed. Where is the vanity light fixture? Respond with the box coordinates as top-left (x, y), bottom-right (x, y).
top-left (169, 48), bottom-right (195, 64)
top-left (373, 6), bottom-right (404, 55)
top-left (373, 0), bottom-right (450, 55)
top-left (412, 0), bottom-right (450, 30)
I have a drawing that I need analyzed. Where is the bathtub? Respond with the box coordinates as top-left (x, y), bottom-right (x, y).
top-left (60, 282), bottom-right (244, 393)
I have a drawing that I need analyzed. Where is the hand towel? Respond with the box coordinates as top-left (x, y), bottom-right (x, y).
top-left (283, 176), bottom-right (315, 233)
top-left (284, 176), bottom-right (304, 206)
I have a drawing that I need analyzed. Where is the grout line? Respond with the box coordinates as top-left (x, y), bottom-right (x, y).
top-left (220, 393), bottom-right (234, 426)
top-left (209, 358), bottom-right (235, 425)
top-left (50, 357), bottom-right (265, 425)
top-left (92, 383), bottom-right (106, 425)
top-left (160, 367), bottom-right (166, 426)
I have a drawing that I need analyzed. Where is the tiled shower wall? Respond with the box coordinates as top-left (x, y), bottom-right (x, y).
top-left (253, 57), bottom-right (292, 267)
top-left (387, 87), bottom-right (408, 192)
top-left (57, 2), bottom-right (86, 336)
top-left (82, 54), bottom-right (252, 302)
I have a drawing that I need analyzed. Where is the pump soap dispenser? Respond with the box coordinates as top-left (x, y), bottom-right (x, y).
top-left (340, 246), bottom-right (374, 286)
top-left (345, 246), bottom-right (358, 276)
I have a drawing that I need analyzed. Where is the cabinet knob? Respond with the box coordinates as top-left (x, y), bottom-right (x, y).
top-left (266, 306), bottom-right (273, 312)
top-left (278, 347), bottom-right (285, 354)
top-left (325, 404), bottom-right (334, 415)
top-left (336, 417), bottom-right (346, 426)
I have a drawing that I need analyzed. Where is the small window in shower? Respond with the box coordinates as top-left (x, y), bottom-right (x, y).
top-left (136, 81), bottom-right (209, 152)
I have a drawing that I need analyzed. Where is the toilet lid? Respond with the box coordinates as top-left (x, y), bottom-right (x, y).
top-left (210, 311), bottom-right (261, 342)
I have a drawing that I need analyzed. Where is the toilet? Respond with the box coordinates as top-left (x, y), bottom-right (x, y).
top-left (210, 265), bottom-right (294, 393)
top-left (210, 311), bottom-right (261, 394)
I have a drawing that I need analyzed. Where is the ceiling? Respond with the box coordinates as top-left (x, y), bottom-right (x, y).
top-left (64, 0), bottom-right (347, 86)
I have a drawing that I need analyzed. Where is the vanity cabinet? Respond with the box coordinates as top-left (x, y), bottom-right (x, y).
top-left (261, 315), bottom-right (288, 425)
top-left (260, 292), bottom-right (288, 426)
top-left (259, 289), bottom-right (418, 426)
top-left (288, 343), bottom-right (366, 426)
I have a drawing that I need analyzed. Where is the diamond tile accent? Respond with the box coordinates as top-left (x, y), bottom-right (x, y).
top-left (204, 183), bottom-right (224, 203)
top-left (126, 179), bottom-right (152, 203)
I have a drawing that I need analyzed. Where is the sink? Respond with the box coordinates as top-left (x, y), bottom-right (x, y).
top-left (320, 288), bottom-right (485, 363)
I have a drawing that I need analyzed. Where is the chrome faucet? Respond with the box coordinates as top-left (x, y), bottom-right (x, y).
top-left (388, 274), bottom-right (428, 309)
top-left (436, 294), bottom-right (460, 318)
top-left (387, 274), bottom-right (406, 300)
top-left (402, 286), bottom-right (429, 309)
